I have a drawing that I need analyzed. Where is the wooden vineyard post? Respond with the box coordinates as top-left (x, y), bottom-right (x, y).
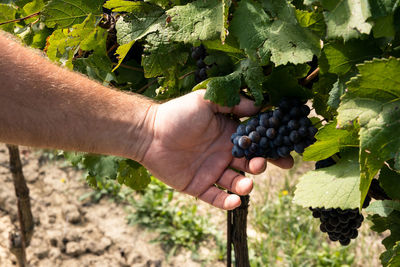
top-left (6, 144), bottom-right (34, 267)
top-left (227, 191), bottom-right (250, 267)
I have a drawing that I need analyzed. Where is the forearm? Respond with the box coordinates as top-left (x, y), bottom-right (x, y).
top-left (0, 32), bottom-right (156, 161)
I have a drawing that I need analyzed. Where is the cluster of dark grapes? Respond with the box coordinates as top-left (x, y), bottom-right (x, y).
top-left (191, 45), bottom-right (208, 83)
top-left (230, 97), bottom-right (317, 160)
top-left (310, 157), bottom-right (371, 246)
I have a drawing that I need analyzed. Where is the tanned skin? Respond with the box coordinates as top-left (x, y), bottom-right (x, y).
top-left (0, 32), bottom-right (293, 210)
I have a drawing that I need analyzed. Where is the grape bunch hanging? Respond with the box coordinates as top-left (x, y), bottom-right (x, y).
top-left (310, 157), bottom-right (371, 246)
top-left (191, 45), bottom-right (208, 83)
top-left (231, 97), bottom-right (317, 160)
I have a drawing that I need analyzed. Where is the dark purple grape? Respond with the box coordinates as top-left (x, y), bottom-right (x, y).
top-left (238, 136), bottom-right (251, 149)
top-left (294, 142), bottom-right (305, 153)
top-left (300, 105), bottom-right (311, 116)
top-left (282, 114), bottom-right (291, 124)
top-left (279, 98), bottom-right (290, 111)
top-left (231, 133), bottom-right (238, 142)
top-left (289, 131), bottom-right (300, 143)
top-left (273, 109), bottom-right (283, 119)
top-left (288, 120), bottom-right (300, 130)
top-left (278, 125), bottom-right (290, 136)
top-left (273, 135), bottom-right (283, 146)
top-left (266, 128), bottom-right (276, 139)
top-left (232, 145), bottom-right (244, 158)
top-left (308, 126), bottom-right (318, 137)
top-left (269, 117), bottom-right (280, 128)
top-left (277, 146), bottom-right (290, 158)
top-left (196, 59), bottom-right (206, 68)
top-left (233, 136), bottom-right (240, 145)
top-left (237, 125), bottom-right (246, 135)
top-left (260, 137), bottom-right (268, 148)
top-left (339, 238), bottom-right (350, 246)
top-left (299, 117), bottom-right (311, 127)
top-left (289, 106), bottom-right (301, 118)
top-left (256, 126), bottom-right (267, 136)
top-left (298, 126), bottom-right (308, 137)
top-left (246, 125), bottom-right (256, 134)
top-left (249, 143), bottom-right (258, 153)
top-left (199, 67), bottom-right (207, 80)
top-left (283, 136), bottom-right (291, 146)
top-left (249, 131), bottom-right (261, 143)
top-left (259, 113), bottom-right (270, 128)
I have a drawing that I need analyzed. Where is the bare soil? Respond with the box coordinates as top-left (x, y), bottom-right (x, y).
top-left (0, 144), bottom-right (216, 267)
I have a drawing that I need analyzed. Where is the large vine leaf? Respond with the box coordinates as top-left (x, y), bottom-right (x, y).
top-left (117, 160), bottom-right (151, 190)
top-left (141, 31), bottom-right (188, 78)
top-left (379, 164), bottom-right (400, 201)
top-left (368, 0), bottom-right (400, 38)
top-left (337, 57), bottom-right (400, 207)
top-left (230, 0), bottom-right (320, 66)
top-left (240, 58), bottom-right (265, 106)
top-left (293, 150), bottom-right (361, 209)
top-left (0, 4), bottom-right (17, 33)
top-left (368, 207), bottom-right (400, 266)
top-left (46, 14), bottom-right (108, 69)
top-left (204, 71), bottom-right (242, 107)
top-left (112, 3), bottom-right (165, 70)
top-left (42, 0), bottom-right (104, 28)
top-left (322, 0), bottom-right (373, 41)
top-left (165, 0), bottom-right (229, 43)
top-left (319, 39), bottom-right (381, 76)
top-left (303, 120), bottom-right (358, 161)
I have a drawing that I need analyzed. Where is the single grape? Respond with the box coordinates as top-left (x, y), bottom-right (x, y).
top-left (266, 128), bottom-right (276, 139)
top-left (238, 136), bottom-right (251, 149)
top-left (249, 131), bottom-right (261, 143)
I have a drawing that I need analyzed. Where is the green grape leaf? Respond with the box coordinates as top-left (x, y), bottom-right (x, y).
top-left (0, 4), bottom-right (17, 32)
top-left (368, 0), bottom-right (400, 38)
top-left (263, 65), bottom-right (312, 105)
top-left (379, 164), bottom-right (400, 201)
top-left (46, 14), bottom-right (108, 69)
top-left (142, 32), bottom-right (188, 78)
top-left (203, 37), bottom-right (243, 54)
top-left (113, 6), bottom-right (165, 70)
top-left (303, 120), bottom-right (358, 161)
top-left (42, 0), bottom-right (104, 28)
top-left (293, 150), bottom-right (361, 209)
top-left (63, 151), bottom-right (85, 166)
top-left (73, 54), bottom-right (116, 85)
top-left (117, 160), bottom-right (150, 190)
top-left (319, 39), bottom-right (381, 76)
top-left (369, 211), bottom-right (400, 263)
top-left (327, 77), bottom-right (346, 109)
top-left (295, 8), bottom-right (326, 38)
top-left (337, 57), bottom-right (400, 207)
top-left (23, 0), bottom-right (45, 18)
top-left (166, 0), bottom-right (229, 43)
top-left (312, 73), bottom-right (338, 120)
top-left (204, 71), bottom-right (241, 107)
top-left (115, 5), bottom-right (164, 45)
top-left (240, 58), bottom-right (265, 106)
top-left (366, 200), bottom-right (400, 217)
top-left (381, 241), bottom-right (400, 267)
top-left (230, 0), bottom-right (320, 66)
top-left (82, 155), bottom-right (119, 180)
top-left (322, 0), bottom-right (373, 41)
top-left (103, 0), bottom-right (157, 13)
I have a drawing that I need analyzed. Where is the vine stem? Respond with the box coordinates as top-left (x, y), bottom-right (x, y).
top-left (112, 63), bottom-right (144, 72)
top-left (302, 67), bottom-right (320, 86)
top-left (6, 144), bottom-right (34, 267)
top-left (0, 12), bottom-right (40, 26)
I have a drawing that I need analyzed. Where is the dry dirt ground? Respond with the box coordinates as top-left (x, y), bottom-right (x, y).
top-left (0, 144), bottom-right (218, 267)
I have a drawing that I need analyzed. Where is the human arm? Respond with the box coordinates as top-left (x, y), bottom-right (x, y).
top-left (0, 32), bottom-right (293, 210)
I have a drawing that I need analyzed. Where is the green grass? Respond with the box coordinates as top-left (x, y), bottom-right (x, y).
top-left (125, 178), bottom-right (225, 261)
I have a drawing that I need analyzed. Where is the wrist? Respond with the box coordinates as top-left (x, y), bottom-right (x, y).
top-left (120, 95), bottom-right (159, 162)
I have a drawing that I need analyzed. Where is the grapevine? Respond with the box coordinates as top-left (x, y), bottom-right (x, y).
top-left (1, 0), bottom-right (400, 266)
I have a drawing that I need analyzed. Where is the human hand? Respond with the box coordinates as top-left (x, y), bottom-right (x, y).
top-left (141, 90), bottom-right (294, 210)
